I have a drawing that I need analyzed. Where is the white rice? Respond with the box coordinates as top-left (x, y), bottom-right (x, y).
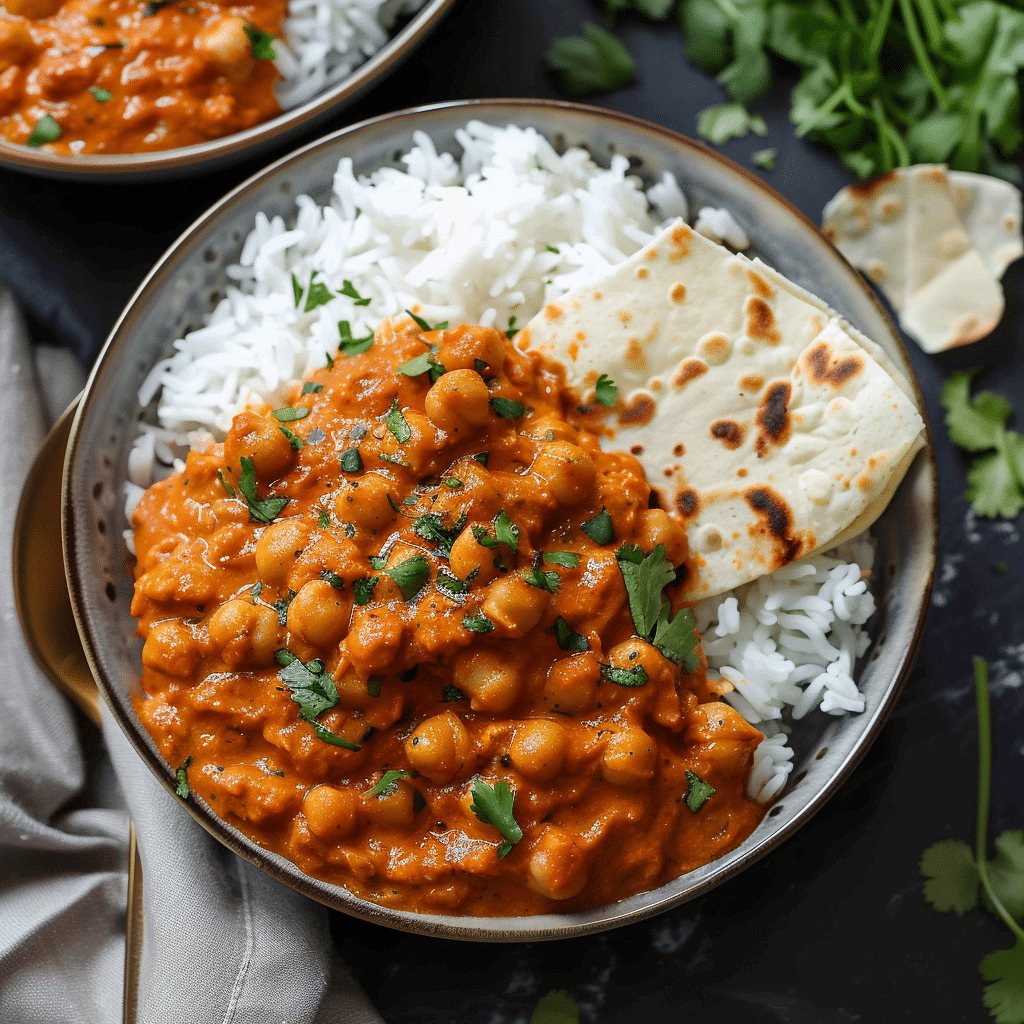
top-left (127, 121), bottom-right (875, 806)
top-left (274, 0), bottom-right (428, 110)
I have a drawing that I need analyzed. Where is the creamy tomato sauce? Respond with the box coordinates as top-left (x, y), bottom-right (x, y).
top-left (0, 0), bottom-right (283, 154)
top-left (130, 318), bottom-right (766, 915)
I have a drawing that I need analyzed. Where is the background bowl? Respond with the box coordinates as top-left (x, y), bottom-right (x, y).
top-left (0, 0), bottom-right (456, 182)
top-left (62, 98), bottom-right (938, 940)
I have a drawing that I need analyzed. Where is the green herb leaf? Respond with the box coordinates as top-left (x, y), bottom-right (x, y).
top-left (531, 990), bottom-right (580, 1024)
top-left (524, 562), bottom-right (561, 592)
top-left (505, 316), bottom-right (519, 340)
top-left (398, 351), bottom-right (445, 378)
top-left (243, 23), bottom-right (275, 60)
top-left (217, 469), bottom-right (236, 498)
top-left (981, 941), bottom-right (1024, 1024)
top-left (277, 650), bottom-right (338, 720)
top-left (490, 396), bottom-right (526, 420)
top-left (921, 838), bottom-right (982, 914)
top-left (174, 755), bottom-right (193, 800)
top-left (338, 320), bottom-right (374, 354)
top-left (616, 543), bottom-right (674, 637)
top-left (340, 280), bottom-right (371, 306)
top-left (470, 777), bottom-right (523, 854)
top-left (405, 309), bottom-right (448, 332)
top-left (385, 397), bottom-right (411, 444)
top-left (385, 555), bottom-right (430, 600)
top-left (474, 451), bottom-right (490, 466)
top-left (353, 577), bottom-right (379, 605)
top-left (697, 102), bottom-right (768, 145)
top-left (600, 662), bottom-right (649, 687)
top-left (273, 405), bottom-right (310, 423)
top-left (553, 616), bottom-right (589, 652)
top-left (340, 448), bottom-right (362, 473)
top-left (441, 684), bottom-right (466, 702)
top-left (320, 569), bottom-right (344, 589)
top-left (683, 769), bottom-right (715, 813)
top-left (544, 551), bottom-right (580, 568)
top-left (367, 676), bottom-right (383, 698)
top-left (752, 147), bottom-right (777, 170)
top-left (27, 115), bottom-right (62, 147)
top-left (594, 373), bottom-right (618, 407)
top-left (366, 769), bottom-right (412, 799)
top-left (302, 382), bottom-right (323, 395)
top-left (89, 86), bottom-right (113, 102)
top-left (271, 589), bottom-right (296, 627)
top-left (413, 511), bottom-right (466, 558)
top-left (463, 612), bottom-right (494, 634)
top-left (545, 21), bottom-right (636, 97)
top-left (237, 456), bottom-right (289, 523)
top-left (942, 370), bottom-right (1012, 452)
top-left (279, 426), bottom-right (303, 450)
top-left (436, 571), bottom-right (469, 597)
top-left (493, 510), bottom-right (520, 554)
top-left (581, 508), bottom-right (614, 545)
top-left (472, 525), bottom-right (499, 549)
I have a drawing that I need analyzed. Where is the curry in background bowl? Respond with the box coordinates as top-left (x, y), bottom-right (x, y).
top-left (63, 99), bottom-right (937, 939)
top-left (0, 0), bottom-right (454, 179)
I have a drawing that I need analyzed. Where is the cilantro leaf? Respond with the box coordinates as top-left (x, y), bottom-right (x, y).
top-left (277, 650), bottom-right (337, 720)
top-left (752, 147), bottom-right (777, 170)
top-left (463, 612), bottom-right (494, 634)
top-left (405, 310), bottom-right (448, 332)
top-left (338, 320), bottom-right (374, 355)
top-left (340, 448), bottom-right (362, 473)
top-left (981, 940), bottom-right (1024, 1024)
top-left (594, 373), bottom-right (618, 407)
top-left (27, 115), bottom-right (62, 147)
top-left (340, 280), bottom-right (371, 306)
top-left (544, 551), bottom-right (580, 568)
top-left (490, 396), bottom-right (526, 420)
top-left (684, 769), bottom-right (715, 813)
top-left (385, 397), bottom-right (411, 443)
top-left (581, 508), bottom-right (614, 545)
top-left (921, 839), bottom-right (981, 915)
top-left (470, 777), bottom-right (523, 855)
top-left (412, 512), bottom-right (466, 558)
top-left (553, 616), bottom-right (589, 652)
top-left (531, 990), bottom-right (580, 1024)
top-left (493, 510), bottom-right (520, 554)
top-left (273, 405), bottom-right (310, 423)
top-left (89, 86), bottom-right (112, 102)
top-left (366, 769), bottom-right (412, 799)
top-left (398, 351), bottom-right (445, 379)
top-left (217, 469), bottom-right (235, 498)
top-left (441, 684), bottom-right (466, 702)
top-left (524, 563), bottom-right (561, 592)
top-left (353, 576), bottom-right (379, 605)
top-left (601, 663), bottom-right (649, 686)
top-left (697, 102), bottom-right (768, 145)
top-left (616, 543), bottom-right (674, 638)
top-left (175, 755), bottom-right (193, 800)
top-left (966, 436), bottom-right (1024, 520)
top-left (986, 831), bottom-right (1024, 925)
top-left (545, 22), bottom-right (636, 97)
top-left (243, 23), bottom-right (275, 60)
top-left (942, 370), bottom-right (1012, 452)
top-left (237, 456), bottom-right (289, 523)
top-left (385, 555), bottom-right (430, 600)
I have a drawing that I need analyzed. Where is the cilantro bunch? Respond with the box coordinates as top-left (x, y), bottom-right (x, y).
top-left (546, 0), bottom-right (1024, 181)
top-left (942, 369), bottom-right (1024, 518)
top-left (919, 658), bottom-right (1024, 1023)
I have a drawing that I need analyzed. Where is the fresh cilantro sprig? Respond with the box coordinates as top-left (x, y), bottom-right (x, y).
top-left (616, 543), bottom-right (701, 671)
top-left (237, 456), bottom-right (289, 523)
top-left (175, 755), bottom-right (193, 800)
top-left (275, 650), bottom-right (360, 750)
top-left (470, 777), bottom-right (523, 857)
top-left (942, 369), bottom-right (1024, 519)
top-left (544, 22), bottom-right (636, 96)
top-left (920, 658), bottom-right (1024, 1024)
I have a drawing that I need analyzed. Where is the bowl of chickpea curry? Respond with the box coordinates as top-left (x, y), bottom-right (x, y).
top-left (0, 0), bottom-right (454, 179)
top-left (62, 101), bottom-right (937, 938)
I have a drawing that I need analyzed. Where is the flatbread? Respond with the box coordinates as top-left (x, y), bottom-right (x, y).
top-left (519, 220), bottom-right (926, 600)
top-left (822, 165), bottom-right (1018, 353)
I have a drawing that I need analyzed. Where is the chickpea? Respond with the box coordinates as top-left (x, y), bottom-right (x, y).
top-left (363, 777), bottom-right (419, 828)
top-left (602, 726), bottom-right (658, 786)
top-left (526, 414), bottom-right (576, 445)
top-left (543, 652), bottom-right (600, 713)
top-left (344, 610), bottom-right (404, 675)
top-left (684, 702), bottom-right (762, 777)
top-left (303, 785), bottom-right (359, 841)
top-left (531, 441), bottom-right (597, 505)
top-left (393, 410), bottom-right (439, 475)
top-left (448, 524), bottom-right (501, 584)
top-left (333, 474), bottom-right (396, 535)
top-left (141, 620), bottom-right (202, 678)
top-left (452, 648), bottom-right (522, 713)
top-left (195, 15), bottom-right (255, 81)
top-left (635, 508), bottom-right (689, 565)
top-left (436, 325), bottom-right (507, 378)
top-left (287, 579), bottom-right (351, 649)
top-left (0, 21), bottom-right (34, 73)
top-left (255, 518), bottom-right (311, 588)
top-left (36, 50), bottom-right (96, 99)
top-left (508, 720), bottom-right (567, 782)
top-left (481, 574), bottom-right (549, 637)
top-left (424, 369), bottom-right (491, 433)
top-left (208, 599), bottom-right (280, 668)
top-left (527, 824), bottom-right (589, 901)
top-left (4, 0), bottom-right (61, 18)
top-left (405, 711), bottom-right (472, 783)
top-left (224, 410), bottom-right (296, 482)
top-left (607, 637), bottom-right (677, 692)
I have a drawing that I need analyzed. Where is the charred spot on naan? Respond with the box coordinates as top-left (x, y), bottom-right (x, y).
top-left (669, 222), bottom-right (691, 260)
top-left (802, 340), bottom-right (864, 388)
top-left (710, 420), bottom-right (745, 449)
top-left (673, 358), bottom-right (709, 389)
top-left (675, 488), bottom-right (700, 520)
top-left (744, 487), bottom-right (808, 568)
top-left (618, 393), bottom-right (656, 427)
top-left (746, 269), bottom-right (776, 300)
top-left (754, 381), bottom-right (792, 456)
top-left (744, 296), bottom-right (782, 346)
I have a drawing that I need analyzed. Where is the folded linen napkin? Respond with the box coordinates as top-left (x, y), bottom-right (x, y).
top-left (0, 282), bottom-right (383, 1024)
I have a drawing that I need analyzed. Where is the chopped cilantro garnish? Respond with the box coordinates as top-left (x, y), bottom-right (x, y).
top-left (320, 570), bottom-right (344, 589)
top-left (472, 525), bottom-right (499, 549)
top-left (325, 351), bottom-right (335, 368)
top-left (237, 456), bottom-right (289, 523)
top-left (366, 769), bottom-right (411, 798)
top-left (174, 755), bottom-right (193, 800)
top-left (752, 147), bottom-right (777, 171)
top-left (385, 397), bottom-right (411, 444)
top-left (271, 589), bottom-right (296, 627)
top-left (243, 23), bottom-right (275, 60)
top-left (340, 448), bottom-right (362, 473)
top-left (367, 676), bottom-right (383, 698)
top-left (273, 405), bottom-right (309, 423)
top-left (441, 684), bottom-right (466, 702)
top-left (385, 555), bottom-right (430, 600)
top-left (581, 508), bottom-right (614, 545)
top-left (463, 612), bottom-right (494, 633)
top-left (217, 469), bottom-right (235, 498)
top-left (490, 396), bottom-right (526, 420)
top-left (493, 510), bottom-right (519, 554)
top-left (27, 115), bottom-right (62, 147)
top-left (340, 280), bottom-right (371, 306)
top-left (436, 571), bottom-right (469, 598)
top-left (406, 309), bottom-right (448, 332)
top-left (524, 559), bottom-right (560, 593)
top-left (600, 662), bottom-right (649, 687)
top-left (684, 770), bottom-right (715, 813)
top-left (302, 382), bottom-right (323, 395)
top-left (317, 510), bottom-right (331, 530)
top-left (594, 373), bottom-right (618, 407)
top-left (473, 451), bottom-right (490, 466)
top-left (89, 86), bottom-right (112, 101)
top-left (470, 777), bottom-right (523, 857)
top-left (553, 616), bottom-right (589, 652)
top-left (544, 551), bottom-right (580, 568)
top-left (279, 426), bottom-right (303, 450)
top-left (444, 477), bottom-right (462, 489)
top-left (505, 316), bottom-right (519, 340)
top-left (697, 102), bottom-right (768, 145)
top-left (338, 320), bottom-right (374, 354)
top-left (353, 577), bottom-right (379, 605)
top-left (413, 511), bottom-right (466, 558)
top-left (276, 649), bottom-right (358, 748)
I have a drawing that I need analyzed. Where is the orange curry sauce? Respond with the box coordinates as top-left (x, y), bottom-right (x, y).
top-left (130, 318), bottom-right (767, 916)
top-left (0, 0), bottom-right (283, 154)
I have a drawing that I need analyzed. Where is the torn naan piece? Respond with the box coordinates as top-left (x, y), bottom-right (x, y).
top-left (520, 220), bottom-right (926, 600)
top-left (822, 165), bottom-right (1018, 354)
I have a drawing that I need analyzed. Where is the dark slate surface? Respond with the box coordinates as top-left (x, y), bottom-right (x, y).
top-left (4, 1), bottom-right (1022, 1021)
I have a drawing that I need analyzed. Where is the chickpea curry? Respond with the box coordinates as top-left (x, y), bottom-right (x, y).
top-left (130, 316), bottom-right (767, 915)
top-left (0, 0), bottom-right (283, 154)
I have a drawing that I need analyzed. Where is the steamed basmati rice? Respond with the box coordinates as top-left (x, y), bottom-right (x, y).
top-left (275, 0), bottom-right (428, 110)
top-left (127, 121), bottom-right (876, 807)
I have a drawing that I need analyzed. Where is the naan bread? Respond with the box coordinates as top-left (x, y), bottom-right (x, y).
top-left (519, 220), bottom-right (926, 600)
top-left (822, 165), bottom-right (1018, 353)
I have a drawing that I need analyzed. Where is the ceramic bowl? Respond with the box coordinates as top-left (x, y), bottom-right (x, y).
top-left (63, 98), bottom-right (938, 939)
top-left (0, 0), bottom-right (455, 182)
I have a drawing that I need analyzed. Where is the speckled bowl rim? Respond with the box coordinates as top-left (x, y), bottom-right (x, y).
top-left (63, 98), bottom-right (938, 941)
top-left (0, 0), bottom-right (456, 182)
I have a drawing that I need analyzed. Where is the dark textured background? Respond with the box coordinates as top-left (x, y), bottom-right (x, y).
top-left (4, 1), bottom-right (1023, 1021)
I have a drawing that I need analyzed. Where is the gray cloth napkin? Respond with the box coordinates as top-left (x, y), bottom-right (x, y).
top-left (0, 283), bottom-right (384, 1024)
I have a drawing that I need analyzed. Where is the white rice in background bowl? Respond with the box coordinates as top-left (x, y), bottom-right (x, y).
top-left (124, 120), bottom-right (879, 811)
